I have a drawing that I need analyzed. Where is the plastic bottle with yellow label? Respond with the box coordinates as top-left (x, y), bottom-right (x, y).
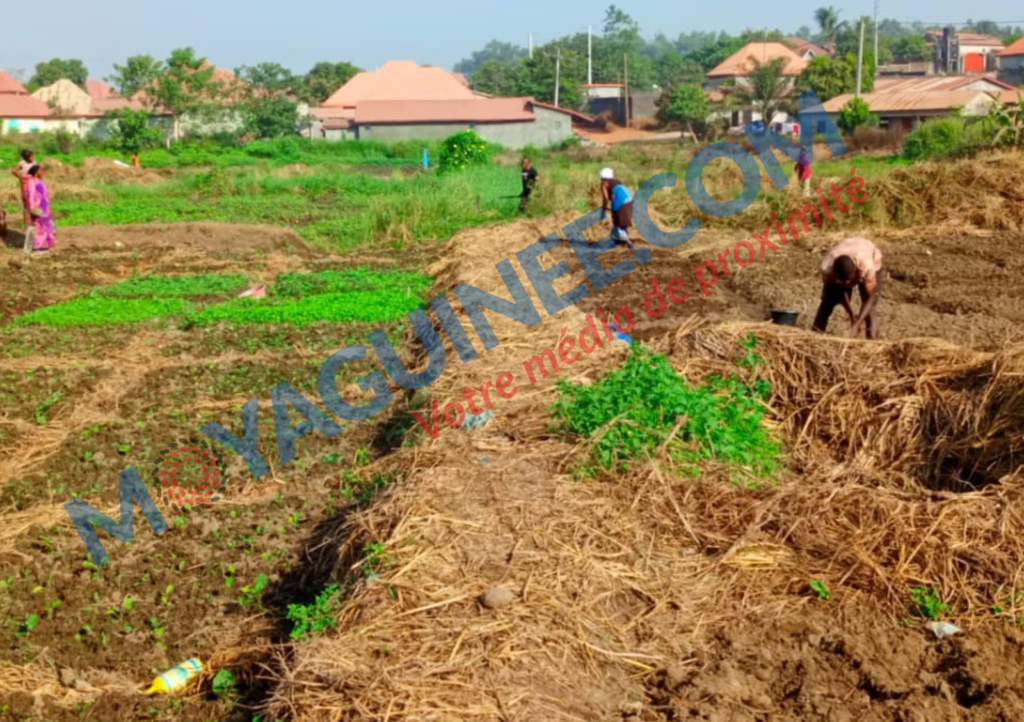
top-left (146, 658), bottom-right (204, 694)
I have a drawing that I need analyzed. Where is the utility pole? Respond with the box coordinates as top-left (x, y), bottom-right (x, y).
top-left (588, 26), bottom-right (593, 85)
top-left (554, 48), bottom-right (561, 107)
top-left (529, 33), bottom-right (534, 60)
top-left (623, 53), bottom-right (630, 127)
top-left (855, 18), bottom-right (865, 97)
top-left (872, 0), bottom-right (879, 64)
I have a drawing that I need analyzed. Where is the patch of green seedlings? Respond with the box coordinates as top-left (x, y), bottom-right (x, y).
top-left (286, 584), bottom-right (341, 640)
top-left (182, 289), bottom-right (426, 328)
top-left (93, 273), bottom-right (249, 298)
top-left (16, 613), bottom-right (40, 637)
top-left (237, 574), bottom-right (270, 608)
top-left (212, 668), bottom-right (238, 699)
top-left (13, 297), bottom-right (193, 328)
top-left (35, 390), bottom-right (65, 425)
top-left (911, 586), bottom-right (949, 620)
top-left (272, 269), bottom-right (432, 297)
top-left (552, 344), bottom-right (781, 485)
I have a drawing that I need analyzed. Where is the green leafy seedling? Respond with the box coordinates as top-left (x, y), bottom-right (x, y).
top-left (211, 668), bottom-right (238, 698)
top-left (809, 579), bottom-right (832, 601)
top-left (911, 586), bottom-right (948, 620)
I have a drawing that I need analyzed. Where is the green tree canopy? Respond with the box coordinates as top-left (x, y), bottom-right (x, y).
top-left (236, 62), bottom-right (296, 97)
top-left (656, 84), bottom-right (709, 138)
top-left (735, 58), bottom-right (793, 126)
top-left (299, 61), bottom-right (361, 105)
top-left (470, 59), bottom-right (523, 97)
top-left (242, 97), bottom-right (299, 138)
top-left (891, 35), bottom-right (930, 62)
top-left (814, 6), bottom-right (846, 50)
top-left (150, 47), bottom-right (218, 140)
top-left (30, 58), bottom-right (88, 89)
top-left (837, 96), bottom-right (878, 133)
top-left (108, 55), bottom-right (163, 97)
top-left (454, 40), bottom-right (527, 75)
top-left (795, 53), bottom-right (872, 101)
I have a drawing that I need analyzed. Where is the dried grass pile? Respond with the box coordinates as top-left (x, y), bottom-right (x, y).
top-left (265, 215), bottom-right (1024, 721)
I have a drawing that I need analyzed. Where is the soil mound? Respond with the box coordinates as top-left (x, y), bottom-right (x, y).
top-left (264, 214), bottom-right (1024, 721)
top-left (46, 158), bottom-right (169, 186)
top-left (58, 222), bottom-right (315, 254)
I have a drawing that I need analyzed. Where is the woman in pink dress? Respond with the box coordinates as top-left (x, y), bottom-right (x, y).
top-left (25, 165), bottom-right (55, 252)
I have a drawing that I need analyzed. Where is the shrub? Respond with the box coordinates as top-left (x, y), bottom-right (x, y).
top-left (837, 97), bottom-right (878, 134)
top-left (902, 116), bottom-right (991, 161)
top-left (437, 130), bottom-right (490, 173)
top-left (552, 345), bottom-right (781, 484)
top-left (286, 584), bottom-right (341, 640)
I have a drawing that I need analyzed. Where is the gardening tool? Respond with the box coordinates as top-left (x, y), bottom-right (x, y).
top-left (770, 310), bottom-right (799, 326)
top-left (22, 226), bottom-right (35, 256)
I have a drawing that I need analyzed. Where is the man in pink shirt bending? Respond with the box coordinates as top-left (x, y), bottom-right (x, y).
top-left (813, 237), bottom-right (883, 340)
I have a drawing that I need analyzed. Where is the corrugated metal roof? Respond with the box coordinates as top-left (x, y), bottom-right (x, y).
top-left (872, 75), bottom-right (1012, 93)
top-left (355, 98), bottom-right (536, 124)
top-left (706, 42), bottom-right (808, 78)
top-left (823, 90), bottom-right (993, 113)
top-left (956, 32), bottom-right (1004, 47)
top-left (0, 93), bottom-right (51, 118)
top-left (323, 60), bottom-right (476, 108)
top-left (0, 70), bottom-right (27, 95)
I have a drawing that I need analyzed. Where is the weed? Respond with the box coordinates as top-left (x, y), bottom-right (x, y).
top-left (212, 668), bottom-right (238, 698)
top-left (911, 586), bottom-right (948, 620)
top-left (16, 613), bottom-right (40, 636)
top-left (809, 579), bottom-right (832, 601)
top-left (35, 390), bottom-right (65, 425)
top-left (552, 345), bottom-right (780, 483)
top-left (238, 574), bottom-right (270, 608)
top-left (286, 584), bottom-right (341, 640)
top-left (362, 542), bottom-right (391, 578)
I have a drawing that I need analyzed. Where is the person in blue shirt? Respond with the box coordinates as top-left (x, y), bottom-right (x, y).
top-left (599, 167), bottom-right (634, 249)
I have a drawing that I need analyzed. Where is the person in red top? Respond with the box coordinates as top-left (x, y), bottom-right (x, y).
top-left (795, 147), bottom-right (812, 197)
top-left (813, 237), bottom-right (883, 339)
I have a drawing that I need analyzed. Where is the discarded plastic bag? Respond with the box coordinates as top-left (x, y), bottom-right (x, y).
top-left (925, 621), bottom-right (961, 640)
top-left (461, 410), bottom-right (495, 430)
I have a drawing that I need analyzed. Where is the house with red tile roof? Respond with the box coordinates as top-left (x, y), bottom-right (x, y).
top-left (0, 70), bottom-right (52, 134)
top-left (313, 60), bottom-right (590, 148)
top-left (784, 37), bottom-right (829, 61)
top-left (705, 43), bottom-right (807, 133)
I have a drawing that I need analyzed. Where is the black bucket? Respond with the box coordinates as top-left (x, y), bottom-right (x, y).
top-left (770, 310), bottom-right (799, 326)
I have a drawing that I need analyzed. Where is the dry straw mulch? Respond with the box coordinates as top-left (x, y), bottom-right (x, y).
top-left (266, 214), bottom-right (1024, 721)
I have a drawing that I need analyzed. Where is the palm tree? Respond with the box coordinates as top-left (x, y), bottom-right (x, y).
top-left (735, 58), bottom-right (794, 128)
top-left (815, 6), bottom-right (846, 53)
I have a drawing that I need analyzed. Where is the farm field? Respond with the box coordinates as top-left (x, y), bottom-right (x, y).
top-left (0, 139), bottom-right (1023, 722)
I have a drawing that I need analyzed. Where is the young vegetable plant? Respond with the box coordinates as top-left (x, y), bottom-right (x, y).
top-left (911, 586), bottom-right (948, 620)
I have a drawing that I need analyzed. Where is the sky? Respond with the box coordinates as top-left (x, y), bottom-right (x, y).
top-left (4, 0), bottom-right (1021, 81)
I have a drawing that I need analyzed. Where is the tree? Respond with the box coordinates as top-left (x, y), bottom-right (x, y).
top-left (795, 26), bottom-right (813, 40)
top-left (735, 58), bottom-right (793, 126)
top-left (242, 97), bottom-right (298, 139)
top-left (299, 61), bottom-right (361, 105)
top-left (796, 53), bottom-right (872, 101)
top-left (686, 35), bottom-right (745, 72)
top-left (596, 5), bottom-right (655, 89)
top-left (814, 6), bottom-right (846, 51)
top-left (656, 84), bottom-right (708, 138)
top-left (108, 55), bottom-right (163, 98)
top-left (653, 52), bottom-right (704, 88)
top-left (837, 97), bottom-right (877, 133)
top-left (150, 48), bottom-right (218, 141)
top-left (30, 58), bottom-right (88, 89)
top-left (470, 59), bottom-right (523, 97)
top-left (236, 63), bottom-right (296, 97)
top-left (107, 109), bottom-right (162, 164)
top-left (892, 35), bottom-right (931, 62)
top-left (454, 40), bottom-right (527, 75)
top-left (516, 46), bottom-right (584, 107)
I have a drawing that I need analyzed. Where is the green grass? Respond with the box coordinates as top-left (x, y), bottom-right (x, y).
top-left (94, 273), bottom-right (249, 297)
top-left (552, 344), bottom-right (781, 484)
top-left (11, 297), bottom-right (193, 328)
top-left (183, 289), bottom-right (425, 328)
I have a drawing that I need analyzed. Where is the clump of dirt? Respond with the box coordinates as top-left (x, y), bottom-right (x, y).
top-left (648, 610), bottom-right (1024, 722)
top-left (58, 222), bottom-right (315, 254)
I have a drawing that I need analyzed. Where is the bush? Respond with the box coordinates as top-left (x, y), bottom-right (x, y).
top-left (902, 116), bottom-right (991, 161)
top-left (437, 130), bottom-right (490, 173)
top-left (837, 97), bottom-right (878, 134)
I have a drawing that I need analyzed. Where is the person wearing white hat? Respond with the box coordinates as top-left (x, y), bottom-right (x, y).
top-left (599, 168), bottom-right (634, 249)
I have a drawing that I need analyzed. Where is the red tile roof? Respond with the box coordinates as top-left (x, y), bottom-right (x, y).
top-left (86, 79), bottom-right (114, 100)
top-left (785, 37), bottom-right (829, 57)
top-left (707, 42), bottom-right (808, 78)
top-left (999, 36), bottom-right (1024, 57)
top-left (0, 70), bottom-right (28, 95)
top-left (0, 93), bottom-right (51, 118)
top-left (355, 98), bottom-right (536, 124)
top-left (956, 32), bottom-right (1004, 47)
top-left (323, 60), bottom-right (476, 108)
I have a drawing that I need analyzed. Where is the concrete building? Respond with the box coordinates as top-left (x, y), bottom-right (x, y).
top-left (0, 70), bottom-right (51, 134)
top-left (312, 60), bottom-right (587, 148)
top-left (928, 29), bottom-right (1004, 74)
top-left (785, 37), bottom-right (829, 61)
top-left (997, 37), bottom-right (1024, 85)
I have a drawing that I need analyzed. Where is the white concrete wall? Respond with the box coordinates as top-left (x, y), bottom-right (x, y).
top-left (1, 117), bottom-right (47, 134)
